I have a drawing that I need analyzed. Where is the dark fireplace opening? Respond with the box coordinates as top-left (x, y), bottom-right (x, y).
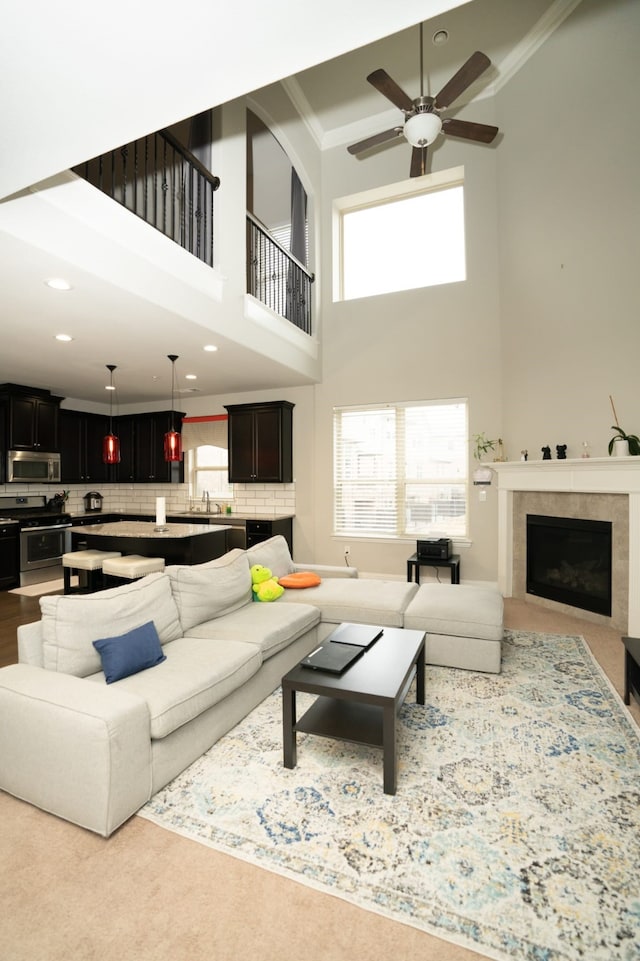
top-left (526, 514), bottom-right (612, 617)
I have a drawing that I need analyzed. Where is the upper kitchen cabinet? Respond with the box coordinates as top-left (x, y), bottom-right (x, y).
top-left (116, 411), bottom-right (185, 484)
top-left (59, 409), bottom-right (112, 484)
top-left (225, 401), bottom-right (293, 483)
top-left (0, 384), bottom-right (61, 451)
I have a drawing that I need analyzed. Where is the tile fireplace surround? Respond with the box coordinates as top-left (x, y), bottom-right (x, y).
top-left (492, 458), bottom-right (640, 634)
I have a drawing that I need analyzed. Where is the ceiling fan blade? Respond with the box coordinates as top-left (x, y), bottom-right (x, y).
top-left (442, 118), bottom-right (498, 143)
top-left (367, 69), bottom-right (415, 113)
top-left (434, 51), bottom-right (491, 109)
top-left (347, 126), bottom-right (404, 156)
top-left (410, 146), bottom-right (427, 178)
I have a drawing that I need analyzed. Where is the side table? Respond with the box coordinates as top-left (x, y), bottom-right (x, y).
top-left (407, 552), bottom-right (460, 585)
top-left (622, 635), bottom-right (640, 707)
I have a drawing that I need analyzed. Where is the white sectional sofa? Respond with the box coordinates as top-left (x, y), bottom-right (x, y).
top-left (0, 536), bottom-right (504, 836)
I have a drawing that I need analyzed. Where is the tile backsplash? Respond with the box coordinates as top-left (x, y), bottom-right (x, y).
top-left (0, 482), bottom-right (296, 518)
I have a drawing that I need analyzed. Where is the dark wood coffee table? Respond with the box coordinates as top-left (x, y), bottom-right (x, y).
top-left (282, 626), bottom-right (425, 794)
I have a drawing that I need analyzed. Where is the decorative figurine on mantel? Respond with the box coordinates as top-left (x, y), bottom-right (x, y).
top-left (581, 441), bottom-right (591, 458)
top-left (541, 446), bottom-right (551, 460)
top-left (556, 444), bottom-right (567, 459)
top-left (520, 449), bottom-right (528, 461)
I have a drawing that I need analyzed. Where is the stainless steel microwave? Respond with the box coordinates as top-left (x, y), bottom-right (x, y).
top-left (7, 450), bottom-right (61, 483)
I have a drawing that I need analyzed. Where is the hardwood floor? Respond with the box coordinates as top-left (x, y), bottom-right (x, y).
top-left (0, 589), bottom-right (52, 667)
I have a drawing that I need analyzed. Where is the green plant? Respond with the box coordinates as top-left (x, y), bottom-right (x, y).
top-left (608, 395), bottom-right (640, 455)
top-left (472, 433), bottom-right (498, 462)
top-left (608, 426), bottom-right (640, 455)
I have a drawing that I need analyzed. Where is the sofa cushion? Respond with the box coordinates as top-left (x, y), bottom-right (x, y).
top-left (88, 636), bottom-right (262, 739)
top-left (166, 549), bottom-right (252, 633)
top-left (403, 583), bottom-right (504, 641)
top-left (93, 621), bottom-right (166, 684)
top-left (278, 578), bottom-right (419, 627)
top-left (245, 535), bottom-right (294, 579)
top-left (185, 601), bottom-right (320, 659)
top-left (40, 573), bottom-right (182, 678)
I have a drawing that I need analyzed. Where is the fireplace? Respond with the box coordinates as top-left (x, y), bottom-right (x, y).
top-left (492, 458), bottom-right (639, 633)
top-left (526, 514), bottom-right (612, 617)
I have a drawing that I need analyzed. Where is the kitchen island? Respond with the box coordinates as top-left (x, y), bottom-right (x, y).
top-left (70, 521), bottom-right (232, 566)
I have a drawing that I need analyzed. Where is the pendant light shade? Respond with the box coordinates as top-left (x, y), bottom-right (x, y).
top-left (164, 354), bottom-right (183, 462)
top-left (103, 364), bottom-right (121, 465)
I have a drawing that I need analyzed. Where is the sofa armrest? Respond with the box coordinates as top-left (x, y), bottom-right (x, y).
top-left (0, 664), bottom-right (152, 836)
top-left (292, 563), bottom-right (358, 579)
top-left (17, 620), bottom-right (44, 666)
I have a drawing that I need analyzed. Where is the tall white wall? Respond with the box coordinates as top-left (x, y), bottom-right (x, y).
top-left (496, 0), bottom-right (640, 459)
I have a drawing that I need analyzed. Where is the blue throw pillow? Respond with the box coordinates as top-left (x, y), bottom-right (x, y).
top-left (93, 620), bottom-right (166, 684)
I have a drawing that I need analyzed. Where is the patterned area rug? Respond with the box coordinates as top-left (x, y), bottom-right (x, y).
top-left (139, 631), bottom-right (640, 961)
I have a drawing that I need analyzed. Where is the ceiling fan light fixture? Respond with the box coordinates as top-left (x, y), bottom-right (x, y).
top-left (404, 111), bottom-right (442, 148)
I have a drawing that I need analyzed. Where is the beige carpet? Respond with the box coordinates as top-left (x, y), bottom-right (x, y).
top-left (0, 599), bottom-right (637, 961)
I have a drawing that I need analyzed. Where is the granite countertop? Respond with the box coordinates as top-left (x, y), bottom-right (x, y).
top-left (70, 520), bottom-right (231, 538)
top-left (69, 512), bottom-right (294, 523)
top-left (168, 512), bottom-right (294, 522)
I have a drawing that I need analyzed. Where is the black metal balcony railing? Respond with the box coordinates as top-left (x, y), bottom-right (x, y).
top-left (247, 213), bottom-right (314, 335)
top-left (73, 129), bottom-right (220, 268)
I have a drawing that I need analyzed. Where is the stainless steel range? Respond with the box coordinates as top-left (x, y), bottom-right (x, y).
top-left (0, 495), bottom-right (72, 587)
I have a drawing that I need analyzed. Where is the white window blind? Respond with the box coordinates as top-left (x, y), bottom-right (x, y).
top-left (333, 400), bottom-right (468, 539)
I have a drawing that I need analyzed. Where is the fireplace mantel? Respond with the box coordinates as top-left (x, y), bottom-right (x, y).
top-left (491, 458), bottom-right (640, 633)
top-left (491, 456), bottom-right (640, 493)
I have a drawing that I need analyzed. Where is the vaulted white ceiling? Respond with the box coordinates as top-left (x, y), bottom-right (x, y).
top-left (0, 0), bottom-right (576, 406)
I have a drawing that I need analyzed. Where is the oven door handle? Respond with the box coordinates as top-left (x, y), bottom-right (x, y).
top-left (22, 523), bottom-right (72, 533)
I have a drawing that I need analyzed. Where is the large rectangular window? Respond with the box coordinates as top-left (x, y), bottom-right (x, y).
top-left (334, 167), bottom-right (465, 302)
top-left (333, 399), bottom-right (468, 539)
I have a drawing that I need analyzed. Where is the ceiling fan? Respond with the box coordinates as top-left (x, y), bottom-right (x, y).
top-left (347, 25), bottom-right (499, 178)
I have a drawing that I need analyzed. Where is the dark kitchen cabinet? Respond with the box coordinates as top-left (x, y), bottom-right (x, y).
top-left (246, 517), bottom-right (293, 554)
top-left (225, 401), bottom-right (293, 483)
top-left (113, 414), bottom-right (136, 483)
top-left (115, 411), bottom-right (184, 484)
top-left (0, 522), bottom-right (19, 590)
top-left (0, 385), bottom-right (61, 451)
top-left (59, 409), bottom-right (112, 484)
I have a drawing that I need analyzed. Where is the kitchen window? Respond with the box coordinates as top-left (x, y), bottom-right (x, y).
top-left (189, 445), bottom-right (233, 501)
top-left (333, 399), bottom-right (468, 539)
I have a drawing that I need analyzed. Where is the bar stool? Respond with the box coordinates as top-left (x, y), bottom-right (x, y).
top-left (62, 550), bottom-right (122, 595)
top-left (101, 554), bottom-right (165, 586)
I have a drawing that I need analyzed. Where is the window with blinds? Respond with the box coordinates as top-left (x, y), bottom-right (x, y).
top-left (333, 400), bottom-right (468, 539)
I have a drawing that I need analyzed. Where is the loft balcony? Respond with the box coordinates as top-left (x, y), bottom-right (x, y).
top-left (74, 129), bottom-right (315, 338)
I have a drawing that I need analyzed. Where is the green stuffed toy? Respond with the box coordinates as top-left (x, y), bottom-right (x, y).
top-left (250, 564), bottom-right (284, 602)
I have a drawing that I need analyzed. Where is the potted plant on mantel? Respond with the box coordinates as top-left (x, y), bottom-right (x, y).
top-left (608, 395), bottom-right (640, 456)
top-left (472, 432), bottom-right (500, 485)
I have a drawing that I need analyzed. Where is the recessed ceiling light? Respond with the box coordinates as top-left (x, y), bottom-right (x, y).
top-left (203, 344), bottom-right (218, 352)
top-left (55, 333), bottom-right (73, 342)
top-left (432, 29), bottom-right (449, 45)
top-left (185, 374), bottom-right (197, 380)
top-left (46, 278), bottom-right (73, 291)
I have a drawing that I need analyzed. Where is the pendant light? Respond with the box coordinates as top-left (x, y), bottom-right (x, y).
top-left (102, 364), bottom-right (121, 464)
top-left (164, 354), bottom-right (183, 462)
